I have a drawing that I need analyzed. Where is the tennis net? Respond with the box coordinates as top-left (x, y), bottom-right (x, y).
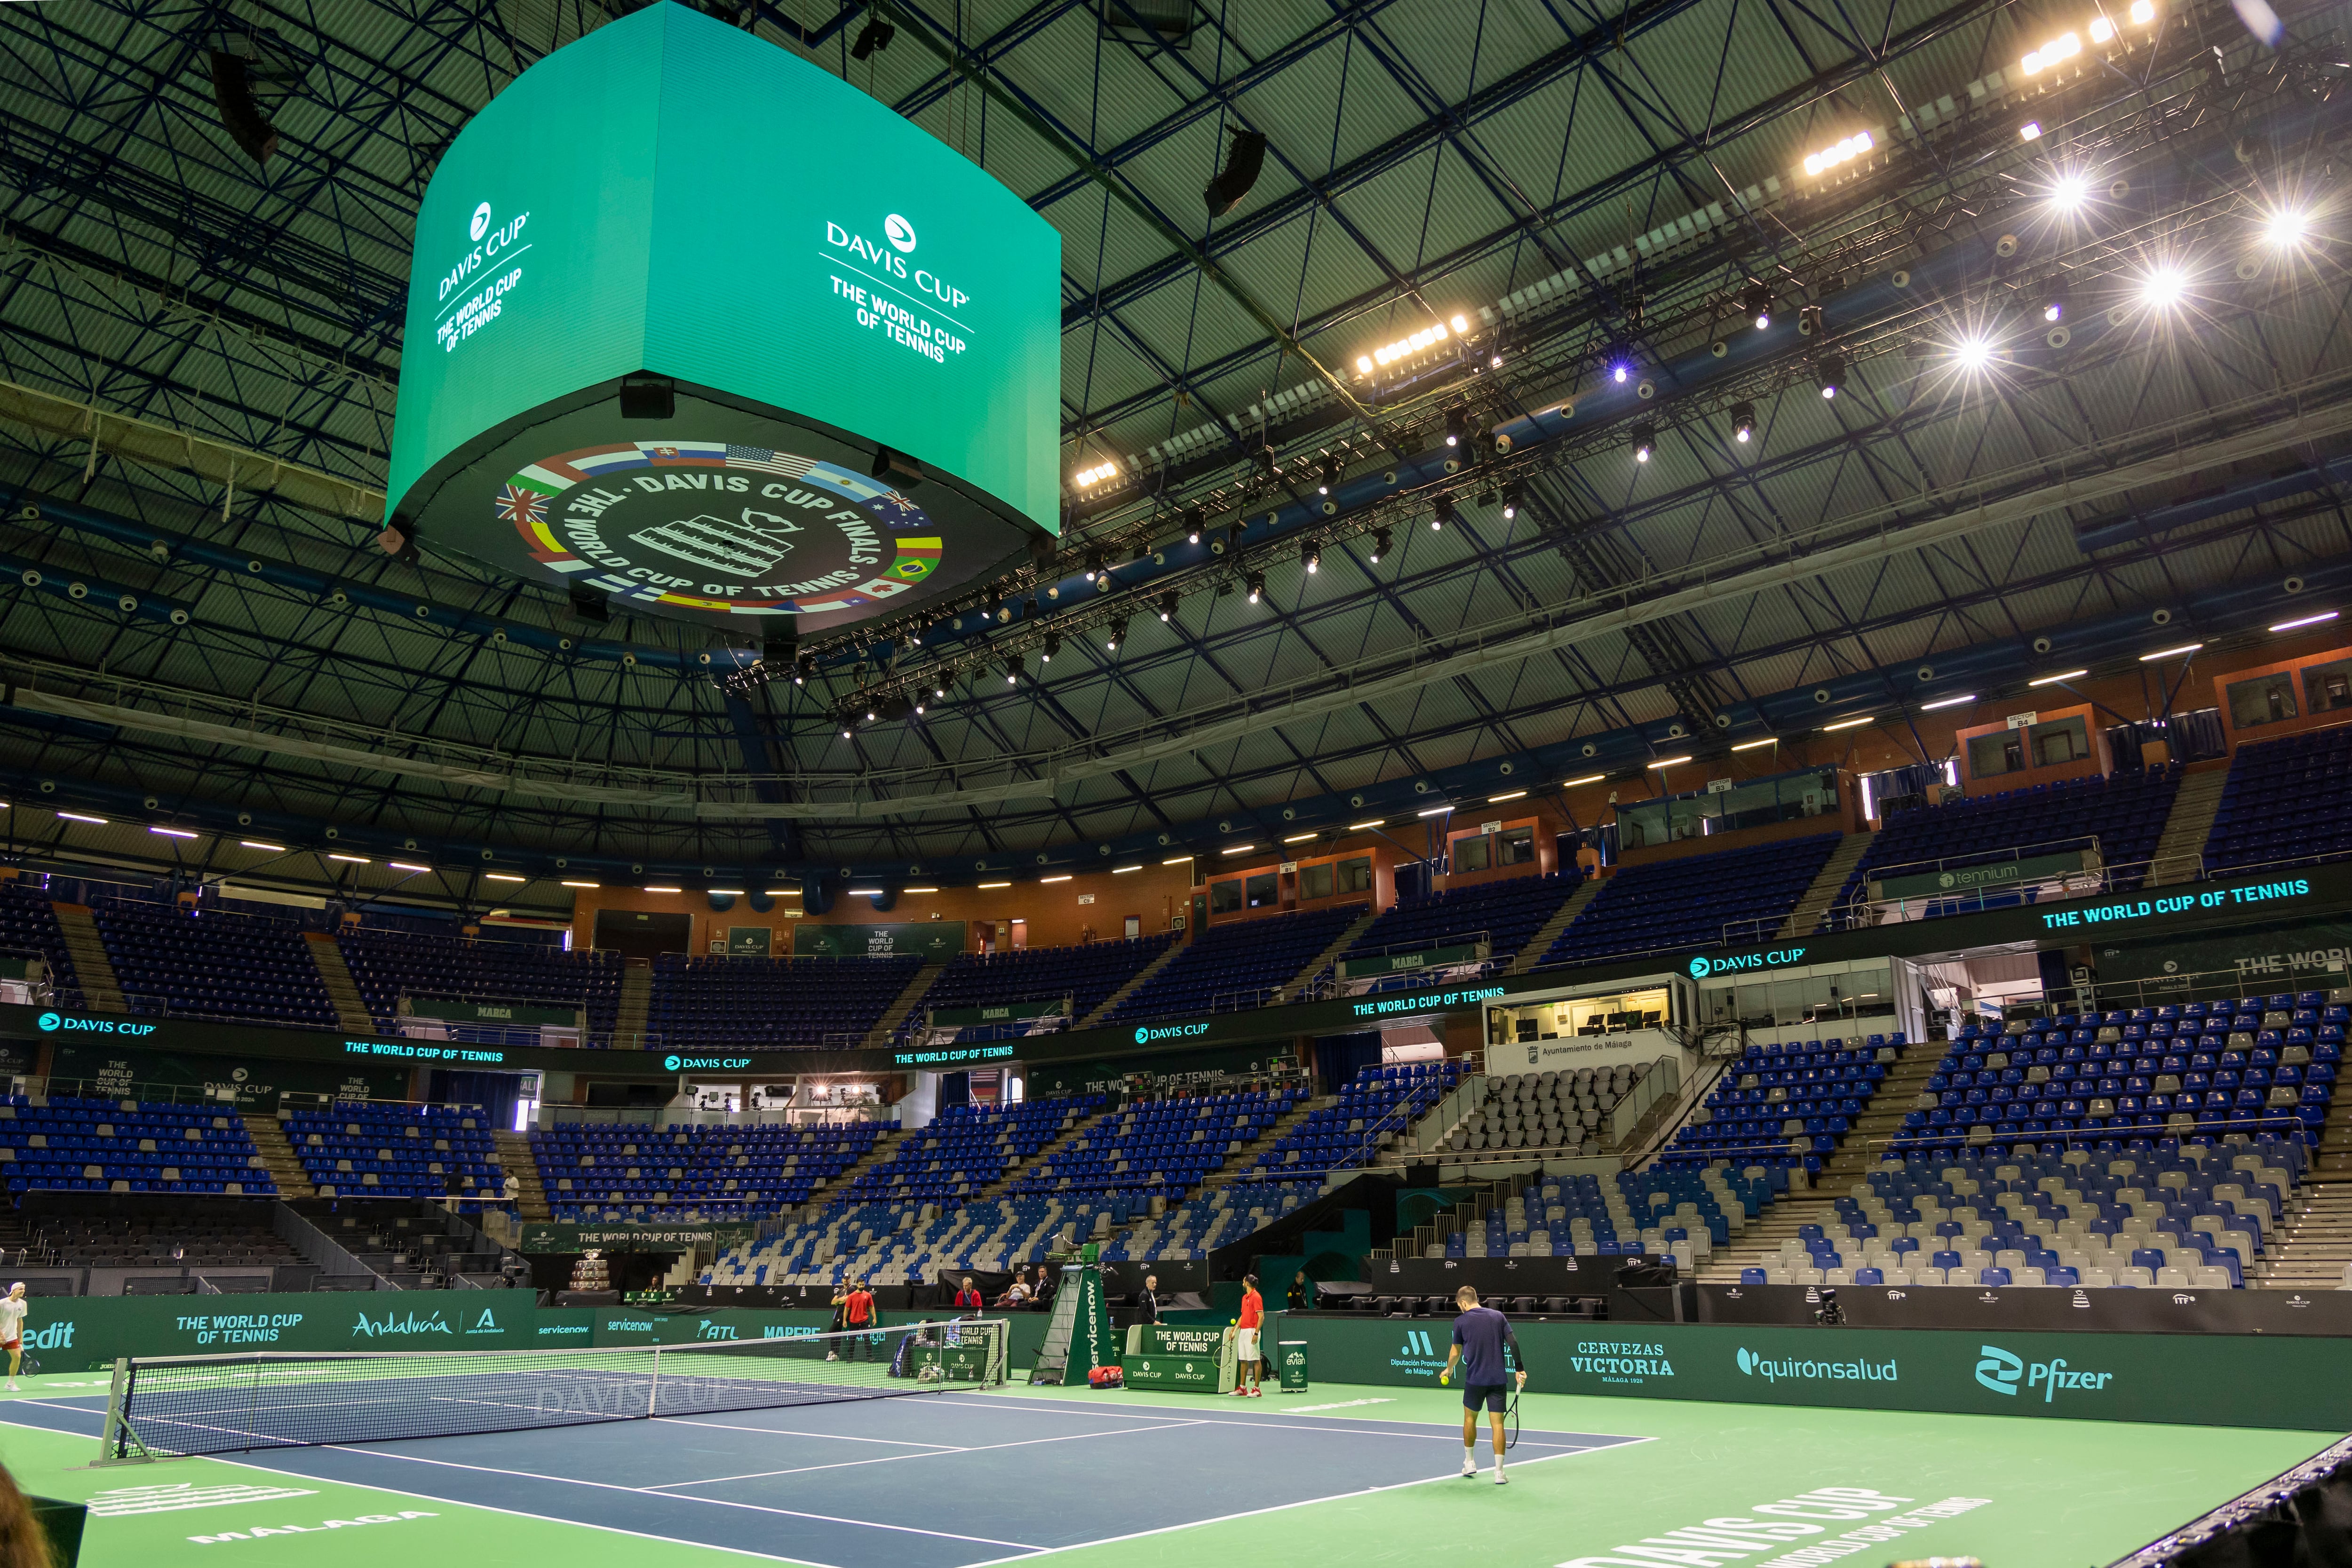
top-left (98, 1317), bottom-right (1008, 1459)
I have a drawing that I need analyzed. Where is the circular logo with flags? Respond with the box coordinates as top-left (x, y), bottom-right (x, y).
top-left (495, 442), bottom-right (944, 619)
top-left (1687, 956), bottom-right (1710, 979)
top-left (664, 1055), bottom-right (682, 1071)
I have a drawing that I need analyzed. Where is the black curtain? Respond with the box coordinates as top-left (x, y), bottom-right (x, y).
top-left (1313, 1032), bottom-right (1383, 1091)
top-left (936, 1072), bottom-right (970, 1112)
top-left (429, 1069), bottom-right (523, 1128)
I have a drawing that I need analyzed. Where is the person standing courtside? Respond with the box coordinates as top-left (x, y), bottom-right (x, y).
top-left (842, 1277), bottom-right (876, 1361)
top-left (0, 1285), bottom-right (25, 1393)
top-left (1230, 1273), bottom-right (1265, 1397)
top-left (1440, 1285), bottom-right (1526, 1484)
top-left (1136, 1273), bottom-right (1160, 1326)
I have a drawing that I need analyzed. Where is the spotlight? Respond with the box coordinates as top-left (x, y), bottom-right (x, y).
top-left (2019, 120), bottom-right (2042, 142)
top-left (1741, 280), bottom-right (1773, 330)
top-left (1159, 590), bottom-right (1179, 620)
top-left (934, 677), bottom-right (949, 699)
top-left (1953, 336), bottom-right (1993, 370)
top-left (2049, 175), bottom-right (2089, 211)
top-left (1004, 655), bottom-right (1024, 685)
top-left (866, 708), bottom-right (878, 723)
top-left (2040, 280), bottom-right (2069, 322)
top-left (2130, 0), bottom-right (2154, 19)
top-left (2266, 209), bottom-right (2309, 247)
top-left (1042, 632), bottom-right (1062, 661)
top-left (1245, 572), bottom-right (1265, 604)
top-left (1431, 497), bottom-right (1456, 531)
top-left (1302, 544), bottom-right (1320, 574)
top-left (1105, 618), bottom-right (1129, 651)
top-left (1444, 408), bottom-right (1467, 447)
top-left (1731, 401), bottom-right (1756, 443)
top-left (841, 724), bottom-right (853, 739)
top-left (1612, 360), bottom-right (1630, 384)
top-left (1817, 354), bottom-right (1846, 399)
top-left (1501, 482), bottom-right (1522, 520)
top-left (849, 13), bottom-right (895, 60)
top-left (2090, 14), bottom-right (2115, 40)
top-left (2140, 267), bottom-right (2186, 307)
top-left (1204, 127), bottom-right (1268, 218)
top-left (1631, 420), bottom-right (1656, 462)
top-left (794, 653), bottom-right (815, 685)
top-left (1086, 551), bottom-right (1105, 581)
top-left (1227, 520), bottom-right (1246, 547)
top-left (1185, 508), bottom-right (1204, 544)
top-left (1369, 528), bottom-right (1392, 563)
top-left (1318, 456), bottom-right (1340, 494)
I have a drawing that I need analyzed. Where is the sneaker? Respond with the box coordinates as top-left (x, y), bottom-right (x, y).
top-left (825, 1353), bottom-right (838, 1361)
top-left (1460, 1456), bottom-right (1477, 1478)
top-left (5, 1381), bottom-right (15, 1392)
top-left (1232, 1387), bottom-right (1250, 1396)
top-left (1248, 1387), bottom-right (1263, 1398)
top-left (1493, 1470), bottom-right (1509, 1486)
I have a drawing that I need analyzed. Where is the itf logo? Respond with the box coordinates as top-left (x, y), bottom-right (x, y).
top-left (35, 1012), bottom-right (58, 1032)
top-left (884, 213), bottom-right (917, 252)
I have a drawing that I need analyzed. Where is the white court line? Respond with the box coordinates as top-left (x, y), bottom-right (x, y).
top-left (917, 1395), bottom-right (1593, 1445)
top-left (1285, 1399), bottom-right (1398, 1414)
top-left (660, 1417), bottom-right (965, 1448)
top-left (647, 1418), bottom-right (1208, 1489)
top-left (341, 1447), bottom-right (1044, 1551)
top-left (0, 1412), bottom-right (845, 1568)
top-left (954, 1433), bottom-right (1661, 1568)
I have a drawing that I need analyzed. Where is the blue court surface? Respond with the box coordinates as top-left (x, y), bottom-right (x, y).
top-left (5, 1386), bottom-right (1645, 1568)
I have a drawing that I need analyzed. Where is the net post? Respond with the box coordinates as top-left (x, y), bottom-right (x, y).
top-left (94, 1357), bottom-right (153, 1466)
top-left (648, 1344), bottom-right (661, 1417)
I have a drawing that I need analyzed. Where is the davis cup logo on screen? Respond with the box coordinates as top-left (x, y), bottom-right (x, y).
top-left (497, 443), bottom-right (945, 619)
top-left (884, 214), bottom-right (917, 252)
top-left (36, 1011), bottom-right (58, 1032)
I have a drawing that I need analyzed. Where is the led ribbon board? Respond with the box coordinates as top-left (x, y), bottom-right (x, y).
top-left (385, 3), bottom-right (1062, 632)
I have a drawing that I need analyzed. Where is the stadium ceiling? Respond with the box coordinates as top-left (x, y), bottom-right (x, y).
top-left (4, 0), bottom-right (2352, 904)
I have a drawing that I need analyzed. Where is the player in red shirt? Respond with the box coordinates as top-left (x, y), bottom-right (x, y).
top-left (1231, 1274), bottom-right (1265, 1397)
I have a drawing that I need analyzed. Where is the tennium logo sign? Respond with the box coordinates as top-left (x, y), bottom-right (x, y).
top-left (1134, 1022), bottom-right (1210, 1045)
top-left (1688, 946), bottom-right (1808, 979)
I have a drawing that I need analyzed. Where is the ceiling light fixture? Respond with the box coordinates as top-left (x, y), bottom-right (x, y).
top-left (1368, 528), bottom-right (1392, 563)
top-left (1822, 716), bottom-right (1875, 731)
top-left (1646, 756), bottom-right (1692, 769)
top-left (1741, 280), bottom-right (1773, 329)
top-left (148, 826), bottom-right (198, 839)
top-left (1040, 875), bottom-right (1072, 883)
top-left (1731, 737), bottom-right (1778, 751)
top-left (903, 886), bottom-right (938, 893)
top-left (1366, 319), bottom-right (1454, 369)
top-left (389, 862), bottom-right (433, 874)
top-left (239, 840), bottom-right (284, 852)
top-left (1488, 790), bottom-right (1526, 803)
top-left (1283, 832), bottom-right (1317, 843)
top-left (1921, 693), bottom-right (1979, 710)
top-left (1346, 819), bottom-right (1383, 830)
top-left (1222, 844), bottom-right (1255, 855)
top-left (1111, 866), bottom-right (1142, 874)
top-left (1631, 420), bottom-right (1656, 462)
top-left (1073, 460), bottom-right (1120, 488)
top-left (1416, 805), bottom-right (1453, 817)
top-left (644, 885), bottom-right (682, 894)
top-left (2028, 669), bottom-right (2089, 686)
top-left (1817, 354), bottom-right (1846, 398)
top-left (977, 880), bottom-right (1011, 889)
top-left (485, 873), bottom-right (526, 883)
top-left (2139, 642), bottom-right (2204, 661)
top-left (1560, 773), bottom-right (1605, 787)
top-left (56, 812), bottom-right (106, 825)
top-left (1801, 130), bottom-right (1874, 178)
top-left (2272, 611), bottom-right (2339, 631)
top-left (561, 879), bottom-right (600, 888)
top-left (328, 852), bottom-right (372, 863)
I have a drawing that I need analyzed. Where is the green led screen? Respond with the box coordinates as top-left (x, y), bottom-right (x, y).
top-left (385, 2), bottom-right (1062, 633)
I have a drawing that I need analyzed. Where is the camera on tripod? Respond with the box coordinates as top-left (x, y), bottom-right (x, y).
top-left (1813, 1286), bottom-right (1844, 1326)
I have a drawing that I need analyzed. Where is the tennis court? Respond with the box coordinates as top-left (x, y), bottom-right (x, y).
top-left (0, 1344), bottom-right (2341, 1568)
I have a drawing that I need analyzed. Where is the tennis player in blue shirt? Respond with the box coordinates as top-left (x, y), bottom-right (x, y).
top-left (1439, 1284), bottom-right (1526, 1484)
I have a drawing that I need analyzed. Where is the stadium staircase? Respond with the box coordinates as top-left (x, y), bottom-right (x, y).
top-left (614, 960), bottom-right (653, 1046)
top-left (1278, 907), bottom-right (1381, 1003)
top-left (980, 1103), bottom-right (1119, 1197)
top-left (867, 963), bottom-right (945, 1045)
top-left (303, 932), bottom-right (374, 1032)
top-left (2150, 763), bottom-right (2231, 885)
top-left (240, 1114), bottom-right (315, 1199)
top-left (1685, 1048), bottom-right (1945, 1281)
top-left (1078, 939), bottom-right (1187, 1027)
top-left (1197, 1098), bottom-right (1323, 1191)
top-left (1510, 878), bottom-right (1601, 973)
top-left (494, 1130), bottom-right (551, 1219)
top-left (1782, 831), bottom-right (1873, 938)
top-left (822, 1124), bottom-right (914, 1204)
top-left (49, 903), bottom-right (124, 1012)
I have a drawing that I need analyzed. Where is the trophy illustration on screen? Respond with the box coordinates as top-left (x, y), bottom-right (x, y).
top-left (629, 507), bottom-right (803, 576)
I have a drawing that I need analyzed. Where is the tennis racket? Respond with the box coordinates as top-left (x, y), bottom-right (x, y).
top-left (1505, 1388), bottom-right (1520, 1451)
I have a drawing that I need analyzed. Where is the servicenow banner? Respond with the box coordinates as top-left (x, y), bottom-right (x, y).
top-left (1291, 1317), bottom-right (2352, 1428)
top-left (384, 3), bottom-right (1061, 633)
